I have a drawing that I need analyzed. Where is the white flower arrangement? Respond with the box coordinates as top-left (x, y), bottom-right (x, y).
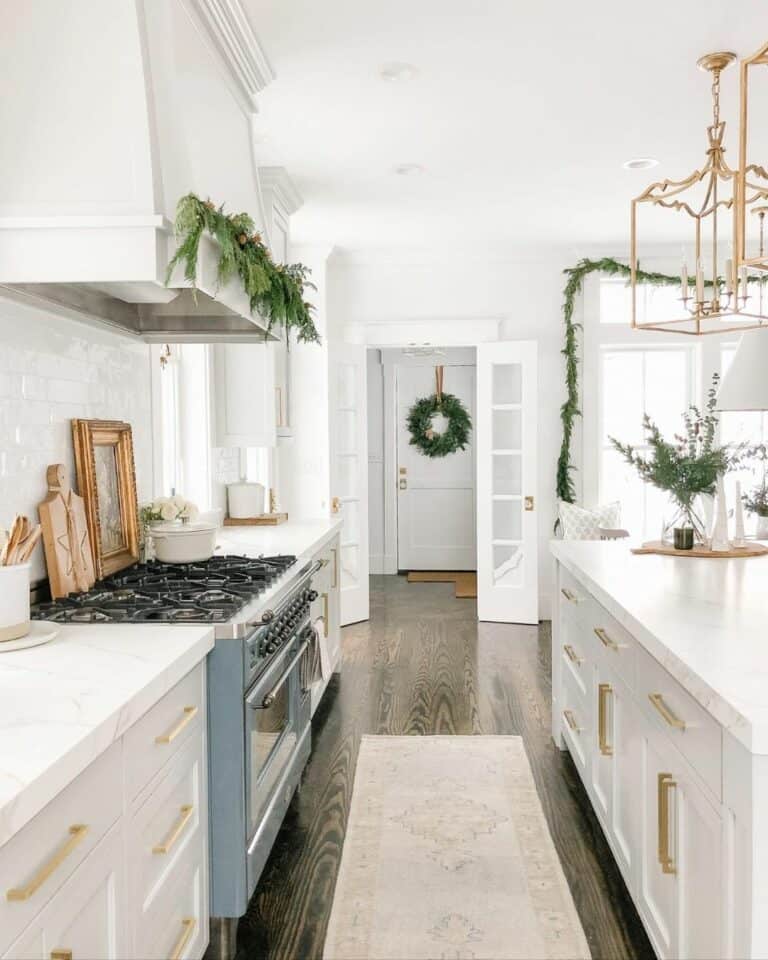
top-left (140, 495), bottom-right (199, 525)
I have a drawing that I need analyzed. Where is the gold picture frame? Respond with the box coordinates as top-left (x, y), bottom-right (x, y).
top-left (71, 419), bottom-right (139, 579)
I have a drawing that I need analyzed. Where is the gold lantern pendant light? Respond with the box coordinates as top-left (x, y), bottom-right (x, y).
top-left (631, 51), bottom-right (768, 335)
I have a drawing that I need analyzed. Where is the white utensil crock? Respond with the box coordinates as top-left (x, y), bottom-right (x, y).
top-left (227, 482), bottom-right (265, 519)
top-left (0, 563), bottom-right (31, 641)
top-left (150, 522), bottom-right (217, 563)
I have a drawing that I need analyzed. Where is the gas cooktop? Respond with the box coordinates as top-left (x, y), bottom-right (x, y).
top-left (31, 554), bottom-right (298, 624)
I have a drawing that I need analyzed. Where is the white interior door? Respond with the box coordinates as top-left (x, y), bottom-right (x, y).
top-left (330, 342), bottom-right (370, 625)
top-left (396, 363), bottom-right (476, 570)
top-left (476, 341), bottom-right (538, 623)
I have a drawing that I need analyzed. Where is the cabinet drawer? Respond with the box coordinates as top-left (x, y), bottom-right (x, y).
top-left (124, 665), bottom-right (204, 800)
top-left (128, 736), bottom-right (204, 917)
top-left (137, 840), bottom-right (206, 960)
top-left (561, 618), bottom-right (591, 700)
top-left (636, 648), bottom-right (722, 800)
top-left (561, 661), bottom-right (591, 781)
top-left (0, 742), bottom-right (122, 955)
top-left (587, 603), bottom-right (636, 688)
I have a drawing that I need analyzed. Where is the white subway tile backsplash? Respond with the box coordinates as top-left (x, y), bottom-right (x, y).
top-left (0, 297), bottom-right (153, 581)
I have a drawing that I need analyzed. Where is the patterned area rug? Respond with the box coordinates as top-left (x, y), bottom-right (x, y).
top-left (323, 736), bottom-right (590, 960)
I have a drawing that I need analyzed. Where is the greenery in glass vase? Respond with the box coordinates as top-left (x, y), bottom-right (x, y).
top-left (742, 445), bottom-right (768, 517)
top-left (609, 374), bottom-right (745, 538)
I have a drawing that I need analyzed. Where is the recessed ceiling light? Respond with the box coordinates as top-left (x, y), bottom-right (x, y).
top-left (623, 157), bottom-right (660, 170)
top-left (393, 163), bottom-right (424, 176)
top-left (380, 62), bottom-right (418, 82)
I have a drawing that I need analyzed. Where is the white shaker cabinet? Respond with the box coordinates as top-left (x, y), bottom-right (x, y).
top-left (211, 343), bottom-right (277, 450)
top-left (310, 532), bottom-right (342, 716)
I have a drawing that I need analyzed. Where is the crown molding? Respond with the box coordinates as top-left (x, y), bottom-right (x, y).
top-left (188, 0), bottom-right (274, 110)
top-left (258, 167), bottom-right (303, 216)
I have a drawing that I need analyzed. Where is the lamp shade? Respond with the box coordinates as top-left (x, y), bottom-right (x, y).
top-left (717, 329), bottom-right (768, 411)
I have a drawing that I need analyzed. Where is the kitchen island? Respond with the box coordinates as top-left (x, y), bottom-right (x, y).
top-left (551, 539), bottom-right (768, 960)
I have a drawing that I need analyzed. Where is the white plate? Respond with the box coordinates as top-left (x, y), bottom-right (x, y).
top-left (0, 621), bottom-right (59, 652)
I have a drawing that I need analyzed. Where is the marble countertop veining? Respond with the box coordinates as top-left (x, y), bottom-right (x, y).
top-left (551, 539), bottom-right (768, 755)
top-left (0, 623), bottom-right (214, 849)
top-left (215, 517), bottom-right (343, 561)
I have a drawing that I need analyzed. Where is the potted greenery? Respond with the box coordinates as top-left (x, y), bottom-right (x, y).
top-left (610, 374), bottom-right (745, 548)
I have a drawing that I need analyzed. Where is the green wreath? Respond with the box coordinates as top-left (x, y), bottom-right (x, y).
top-left (407, 392), bottom-right (472, 458)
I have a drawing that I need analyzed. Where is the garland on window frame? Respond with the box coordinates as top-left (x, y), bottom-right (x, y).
top-left (166, 193), bottom-right (320, 344)
top-left (557, 257), bottom-right (720, 504)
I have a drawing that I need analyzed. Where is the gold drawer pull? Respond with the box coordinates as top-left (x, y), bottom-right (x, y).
top-left (169, 917), bottom-right (196, 960)
top-left (593, 626), bottom-right (624, 652)
top-left (7, 824), bottom-right (88, 902)
top-left (598, 683), bottom-right (613, 756)
top-left (563, 709), bottom-right (581, 733)
top-left (322, 592), bottom-right (329, 636)
top-left (657, 772), bottom-right (677, 874)
top-left (153, 804), bottom-right (194, 855)
top-left (648, 693), bottom-right (686, 730)
top-left (156, 706), bottom-right (198, 744)
top-left (50, 951), bottom-right (72, 960)
top-left (561, 587), bottom-right (579, 603)
top-left (563, 644), bottom-right (583, 665)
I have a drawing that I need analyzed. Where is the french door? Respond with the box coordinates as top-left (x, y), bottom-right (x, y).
top-left (329, 342), bottom-right (370, 625)
top-left (476, 341), bottom-right (538, 623)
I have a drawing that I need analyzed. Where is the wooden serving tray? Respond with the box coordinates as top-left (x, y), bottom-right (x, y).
top-left (223, 513), bottom-right (288, 526)
top-left (632, 540), bottom-right (768, 559)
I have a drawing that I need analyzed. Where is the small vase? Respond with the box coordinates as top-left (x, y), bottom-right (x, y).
top-left (733, 480), bottom-right (746, 548)
top-left (756, 515), bottom-right (768, 541)
top-left (710, 476), bottom-right (730, 552)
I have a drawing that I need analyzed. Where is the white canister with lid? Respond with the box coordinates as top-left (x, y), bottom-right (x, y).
top-left (0, 563), bottom-right (31, 641)
top-left (227, 482), bottom-right (265, 519)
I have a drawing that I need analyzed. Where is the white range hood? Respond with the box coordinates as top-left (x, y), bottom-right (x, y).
top-left (0, 0), bottom-right (279, 342)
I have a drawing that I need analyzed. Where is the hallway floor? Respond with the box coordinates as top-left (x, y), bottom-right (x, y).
top-left (238, 575), bottom-right (654, 960)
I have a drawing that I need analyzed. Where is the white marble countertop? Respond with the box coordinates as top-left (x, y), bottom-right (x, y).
top-left (551, 539), bottom-right (768, 754)
top-left (0, 623), bottom-right (214, 849)
top-left (215, 517), bottom-right (342, 561)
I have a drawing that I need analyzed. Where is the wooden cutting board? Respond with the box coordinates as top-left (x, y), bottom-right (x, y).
top-left (38, 464), bottom-right (95, 598)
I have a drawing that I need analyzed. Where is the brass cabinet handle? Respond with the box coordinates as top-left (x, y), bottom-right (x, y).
top-left (331, 547), bottom-right (338, 589)
top-left (169, 917), bottom-right (196, 960)
top-left (7, 825), bottom-right (88, 902)
top-left (563, 644), bottom-right (583, 666)
top-left (156, 706), bottom-right (198, 744)
top-left (648, 693), bottom-right (686, 731)
top-left (593, 626), bottom-right (625, 652)
top-left (598, 683), bottom-right (614, 756)
top-left (153, 805), bottom-right (194, 855)
top-left (322, 592), bottom-right (329, 636)
top-left (560, 587), bottom-right (579, 603)
top-left (563, 709), bottom-right (581, 734)
top-left (50, 951), bottom-right (72, 960)
top-left (275, 386), bottom-right (285, 428)
top-left (657, 772), bottom-right (677, 874)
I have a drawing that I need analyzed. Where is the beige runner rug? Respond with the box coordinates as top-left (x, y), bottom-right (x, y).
top-left (324, 736), bottom-right (590, 960)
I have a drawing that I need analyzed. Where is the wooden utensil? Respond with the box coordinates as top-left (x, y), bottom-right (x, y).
top-left (38, 464), bottom-right (95, 598)
top-left (1, 515), bottom-right (25, 565)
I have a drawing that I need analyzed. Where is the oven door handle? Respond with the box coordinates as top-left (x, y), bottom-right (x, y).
top-left (250, 639), bottom-right (310, 710)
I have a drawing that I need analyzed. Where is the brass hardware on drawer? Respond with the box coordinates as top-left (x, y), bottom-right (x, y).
top-left (322, 593), bottom-right (329, 636)
top-left (152, 804), bottom-right (194, 855)
top-left (155, 706), bottom-right (198, 744)
top-left (657, 772), bottom-right (677, 874)
top-left (598, 683), bottom-right (614, 756)
top-left (50, 951), bottom-right (72, 960)
top-left (170, 917), bottom-right (196, 960)
top-left (648, 693), bottom-right (686, 730)
top-left (560, 587), bottom-right (579, 603)
top-left (6, 824), bottom-right (88, 902)
top-left (593, 627), bottom-right (624, 652)
top-left (563, 644), bottom-right (583, 666)
top-left (331, 547), bottom-right (338, 589)
top-left (563, 709), bottom-right (581, 734)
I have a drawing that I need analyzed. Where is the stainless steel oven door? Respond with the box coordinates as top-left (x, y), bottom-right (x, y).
top-left (243, 634), bottom-right (308, 841)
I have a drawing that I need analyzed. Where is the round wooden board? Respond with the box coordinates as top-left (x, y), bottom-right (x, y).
top-left (632, 540), bottom-right (768, 559)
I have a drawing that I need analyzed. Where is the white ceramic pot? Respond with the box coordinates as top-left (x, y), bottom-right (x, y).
top-left (150, 521), bottom-right (217, 564)
top-left (0, 563), bottom-right (31, 641)
top-left (227, 482), bottom-right (265, 519)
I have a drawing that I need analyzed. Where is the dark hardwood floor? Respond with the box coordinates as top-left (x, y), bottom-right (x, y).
top-left (237, 575), bottom-right (654, 960)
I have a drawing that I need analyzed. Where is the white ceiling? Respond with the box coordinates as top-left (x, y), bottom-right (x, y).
top-left (246, 0), bottom-right (766, 256)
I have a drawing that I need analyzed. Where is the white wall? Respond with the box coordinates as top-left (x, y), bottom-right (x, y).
top-left (0, 297), bottom-right (153, 581)
top-left (328, 252), bottom-right (578, 617)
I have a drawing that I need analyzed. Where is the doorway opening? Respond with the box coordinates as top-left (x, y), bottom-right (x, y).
top-left (366, 346), bottom-right (477, 578)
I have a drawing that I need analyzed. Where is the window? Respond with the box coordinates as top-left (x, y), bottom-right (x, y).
top-left (599, 279), bottom-right (684, 326)
top-left (599, 347), bottom-right (695, 540)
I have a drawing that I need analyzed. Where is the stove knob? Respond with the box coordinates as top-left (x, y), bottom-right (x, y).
top-left (261, 609), bottom-right (275, 624)
top-left (307, 590), bottom-right (318, 602)
top-left (266, 642), bottom-right (277, 654)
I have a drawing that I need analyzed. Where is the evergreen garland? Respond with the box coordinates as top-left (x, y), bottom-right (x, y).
top-left (407, 393), bottom-right (472, 458)
top-left (557, 256), bottom-right (726, 504)
top-left (166, 193), bottom-right (320, 344)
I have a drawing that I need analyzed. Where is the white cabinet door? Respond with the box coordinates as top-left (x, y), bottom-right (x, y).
top-left (638, 728), bottom-right (724, 960)
top-left (329, 343), bottom-right (369, 626)
top-left (211, 343), bottom-right (276, 449)
top-left (476, 341), bottom-right (538, 623)
top-left (4, 824), bottom-right (126, 960)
